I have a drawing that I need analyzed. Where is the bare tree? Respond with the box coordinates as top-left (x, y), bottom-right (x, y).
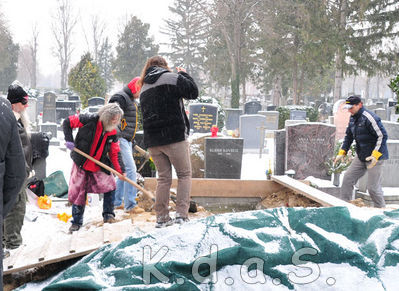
top-left (51, 0), bottom-right (77, 89)
top-left (17, 45), bottom-right (32, 86)
top-left (29, 24), bottom-right (39, 88)
top-left (91, 15), bottom-right (106, 63)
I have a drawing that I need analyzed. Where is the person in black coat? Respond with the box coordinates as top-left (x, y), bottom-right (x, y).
top-left (138, 55), bottom-right (198, 228)
top-left (4, 82), bottom-right (33, 250)
top-left (0, 96), bottom-right (26, 285)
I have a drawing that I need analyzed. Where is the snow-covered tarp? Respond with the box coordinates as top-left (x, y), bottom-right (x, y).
top-left (20, 207), bottom-right (399, 290)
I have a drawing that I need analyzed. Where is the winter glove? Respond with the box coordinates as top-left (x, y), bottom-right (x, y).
top-left (365, 150), bottom-right (382, 169)
top-left (65, 141), bottom-right (75, 150)
top-left (334, 149), bottom-right (346, 165)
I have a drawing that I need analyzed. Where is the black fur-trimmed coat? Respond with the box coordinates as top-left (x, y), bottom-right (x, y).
top-left (139, 66), bottom-right (198, 148)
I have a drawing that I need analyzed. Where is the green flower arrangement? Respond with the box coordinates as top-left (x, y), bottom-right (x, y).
top-left (325, 141), bottom-right (355, 175)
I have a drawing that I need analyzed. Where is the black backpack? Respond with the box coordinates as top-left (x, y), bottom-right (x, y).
top-left (27, 178), bottom-right (45, 197)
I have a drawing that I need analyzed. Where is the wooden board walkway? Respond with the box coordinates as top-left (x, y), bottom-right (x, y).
top-left (271, 175), bottom-right (353, 207)
top-left (3, 218), bottom-right (140, 275)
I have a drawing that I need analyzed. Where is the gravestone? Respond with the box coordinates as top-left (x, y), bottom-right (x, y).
top-left (358, 140), bottom-right (399, 191)
top-left (286, 123), bottom-right (336, 179)
top-left (267, 105), bottom-right (277, 111)
top-left (37, 95), bottom-right (44, 113)
top-left (56, 101), bottom-right (78, 123)
top-left (244, 101), bottom-right (262, 114)
top-left (388, 100), bottom-right (397, 107)
top-left (188, 103), bottom-right (218, 133)
top-left (258, 111), bottom-right (279, 130)
top-left (225, 108), bottom-right (242, 130)
top-left (284, 119), bottom-right (307, 127)
top-left (333, 99), bottom-right (351, 140)
top-left (69, 95), bottom-right (81, 109)
top-left (40, 123), bottom-right (58, 139)
top-left (274, 129), bottom-right (286, 175)
top-left (43, 92), bottom-right (57, 123)
top-left (239, 114), bottom-right (267, 149)
top-left (375, 108), bottom-right (387, 120)
top-left (88, 97), bottom-right (105, 107)
top-left (204, 137), bottom-right (244, 179)
top-left (376, 102), bottom-right (385, 109)
top-left (382, 121), bottom-right (399, 140)
top-left (289, 110), bottom-right (307, 120)
top-left (26, 97), bottom-right (38, 124)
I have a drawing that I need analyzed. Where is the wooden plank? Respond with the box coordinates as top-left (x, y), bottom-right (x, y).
top-left (6, 246), bottom-right (25, 270)
top-left (271, 175), bottom-right (354, 207)
top-left (38, 236), bottom-right (52, 262)
top-left (69, 231), bottom-right (79, 253)
top-left (144, 178), bottom-right (286, 198)
top-left (103, 224), bottom-right (110, 244)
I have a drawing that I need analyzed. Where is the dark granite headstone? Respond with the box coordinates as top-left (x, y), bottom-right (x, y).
top-left (205, 137), bottom-right (243, 179)
top-left (244, 101), bottom-right (262, 114)
top-left (267, 105), bottom-right (277, 111)
top-left (225, 108), bottom-right (242, 130)
top-left (43, 92), bottom-right (57, 123)
top-left (189, 103), bottom-right (218, 133)
top-left (389, 101), bottom-right (397, 107)
top-left (40, 123), bottom-right (58, 139)
top-left (274, 129), bottom-right (286, 175)
top-left (88, 97), bottom-right (105, 107)
top-left (289, 110), bottom-right (307, 120)
top-left (239, 114), bottom-right (266, 149)
top-left (56, 101), bottom-right (78, 123)
top-left (286, 123), bottom-right (336, 179)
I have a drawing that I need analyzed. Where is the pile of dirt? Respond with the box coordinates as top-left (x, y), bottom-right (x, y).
top-left (256, 189), bottom-right (321, 209)
top-left (349, 198), bottom-right (367, 207)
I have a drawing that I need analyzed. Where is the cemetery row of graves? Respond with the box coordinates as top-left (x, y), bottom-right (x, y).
top-left (25, 89), bottom-right (399, 207)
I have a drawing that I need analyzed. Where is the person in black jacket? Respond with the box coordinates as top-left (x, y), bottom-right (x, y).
top-left (4, 82), bottom-right (33, 250)
top-left (335, 95), bottom-right (388, 207)
top-left (109, 77), bottom-right (144, 216)
top-left (0, 96), bottom-right (26, 284)
top-left (138, 55), bottom-right (198, 228)
top-left (63, 103), bottom-right (126, 232)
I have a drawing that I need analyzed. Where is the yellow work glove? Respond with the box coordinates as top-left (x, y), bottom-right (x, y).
top-left (365, 150), bottom-right (382, 169)
top-left (334, 149), bottom-right (346, 165)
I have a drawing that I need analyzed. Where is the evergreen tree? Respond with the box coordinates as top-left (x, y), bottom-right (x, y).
top-left (68, 53), bottom-right (106, 107)
top-left (331, 0), bottom-right (399, 101)
top-left (113, 16), bottom-right (159, 84)
top-left (97, 37), bottom-right (114, 92)
top-left (162, 0), bottom-right (208, 86)
top-left (0, 13), bottom-right (19, 92)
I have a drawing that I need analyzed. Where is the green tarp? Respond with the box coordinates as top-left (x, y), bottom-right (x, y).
top-left (20, 207), bottom-right (399, 290)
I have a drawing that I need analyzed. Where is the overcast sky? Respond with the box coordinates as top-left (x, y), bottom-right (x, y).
top-left (2, 0), bottom-right (174, 77)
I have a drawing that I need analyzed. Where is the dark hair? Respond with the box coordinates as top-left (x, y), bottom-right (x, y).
top-left (138, 56), bottom-right (170, 87)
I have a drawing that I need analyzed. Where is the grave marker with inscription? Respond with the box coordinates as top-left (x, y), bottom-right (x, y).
top-left (205, 137), bottom-right (243, 179)
top-left (189, 103), bottom-right (218, 133)
top-left (286, 123), bottom-right (336, 179)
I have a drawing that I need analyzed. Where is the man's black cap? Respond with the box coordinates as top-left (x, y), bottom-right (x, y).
top-left (343, 95), bottom-right (362, 109)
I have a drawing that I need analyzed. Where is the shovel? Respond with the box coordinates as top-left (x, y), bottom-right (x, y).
top-left (73, 147), bottom-right (155, 201)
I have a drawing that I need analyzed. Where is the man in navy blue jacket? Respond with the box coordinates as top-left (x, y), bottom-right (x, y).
top-left (335, 95), bottom-right (388, 207)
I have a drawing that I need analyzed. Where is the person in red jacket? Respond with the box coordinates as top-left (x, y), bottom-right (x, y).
top-left (63, 103), bottom-right (126, 232)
